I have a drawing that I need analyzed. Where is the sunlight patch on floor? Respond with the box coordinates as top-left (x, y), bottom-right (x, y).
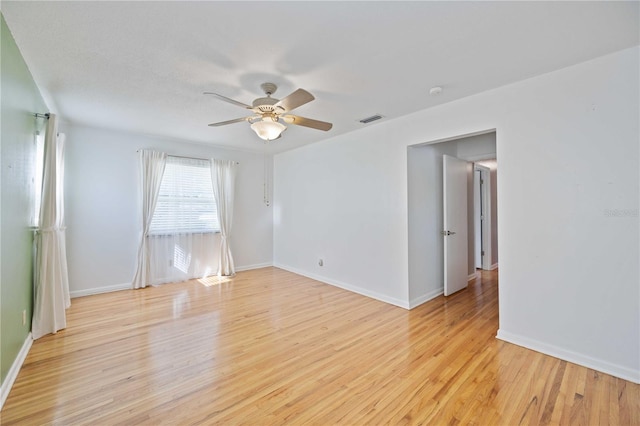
top-left (198, 275), bottom-right (233, 287)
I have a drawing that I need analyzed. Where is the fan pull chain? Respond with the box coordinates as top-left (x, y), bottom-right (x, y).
top-left (263, 141), bottom-right (271, 206)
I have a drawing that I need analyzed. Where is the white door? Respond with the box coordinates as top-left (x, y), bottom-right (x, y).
top-left (443, 155), bottom-right (469, 296)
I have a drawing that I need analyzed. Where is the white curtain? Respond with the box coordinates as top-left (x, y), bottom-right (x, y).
top-left (147, 233), bottom-right (220, 285)
top-left (210, 159), bottom-right (238, 276)
top-left (32, 114), bottom-right (71, 340)
top-left (132, 150), bottom-right (167, 289)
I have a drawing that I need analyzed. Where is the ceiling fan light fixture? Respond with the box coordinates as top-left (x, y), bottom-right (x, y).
top-left (207, 82), bottom-right (331, 140)
top-left (250, 117), bottom-right (286, 141)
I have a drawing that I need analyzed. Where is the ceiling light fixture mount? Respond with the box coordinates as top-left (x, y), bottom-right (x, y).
top-left (429, 86), bottom-right (443, 96)
top-left (205, 82), bottom-right (332, 142)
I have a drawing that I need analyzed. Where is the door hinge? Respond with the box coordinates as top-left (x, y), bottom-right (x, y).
top-left (481, 250), bottom-right (485, 256)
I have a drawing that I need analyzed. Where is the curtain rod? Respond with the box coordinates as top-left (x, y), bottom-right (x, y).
top-left (136, 150), bottom-right (239, 164)
top-left (34, 113), bottom-right (50, 119)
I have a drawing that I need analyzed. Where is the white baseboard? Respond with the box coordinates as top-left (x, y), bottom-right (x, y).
top-left (490, 263), bottom-right (499, 270)
top-left (496, 329), bottom-right (640, 384)
top-left (468, 272), bottom-right (480, 281)
top-left (236, 262), bottom-right (273, 272)
top-left (273, 263), bottom-right (410, 309)
top-left (1, 332), bottom-right (33, 410)
top-left (70, 282), bottom-right (132, 298)
top-left (70, 263), bottom-right (274, 298)
top-left (409, 288), bottom-right (443, 309)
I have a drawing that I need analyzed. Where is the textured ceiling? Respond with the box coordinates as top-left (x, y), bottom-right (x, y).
top-left (2, 1), bottom-right (638, 153)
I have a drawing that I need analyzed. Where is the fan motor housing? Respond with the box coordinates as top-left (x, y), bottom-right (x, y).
top-left (253, 97), bottom-right (278, 107)
top-left (254, 97), bottom-right (285, 114)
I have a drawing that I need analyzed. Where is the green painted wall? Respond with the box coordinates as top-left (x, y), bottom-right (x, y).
top-left (1, 14), bottom-right (47, 384)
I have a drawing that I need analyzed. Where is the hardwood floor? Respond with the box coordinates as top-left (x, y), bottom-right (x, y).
top-left (2, 268), bottom-right (638, 425)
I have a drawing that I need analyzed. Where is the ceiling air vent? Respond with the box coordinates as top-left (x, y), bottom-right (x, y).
top-left (359, 114), bottom-right (383, 124)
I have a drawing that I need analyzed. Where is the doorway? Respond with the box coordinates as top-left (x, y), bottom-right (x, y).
top-left (474, 159), bottom-right (498, 272)
top-left (474, 163), bottom-right (492, 271)
top-left (407, 130), bottom-right (498, 305)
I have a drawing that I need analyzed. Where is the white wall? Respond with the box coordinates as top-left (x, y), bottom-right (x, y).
top-left (274, 124), bottom-right (410, 307)
top-left (64, 124), bottom-right (273, 296)
top-left (274, 47), bottom-right (639, 382)
top-left (456, 132), bottom-right (497, 160)
top-left (465, 161), bottom-right (475, 276)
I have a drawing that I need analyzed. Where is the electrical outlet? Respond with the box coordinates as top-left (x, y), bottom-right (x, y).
top-left (22, 309), bottom-right (27, 326)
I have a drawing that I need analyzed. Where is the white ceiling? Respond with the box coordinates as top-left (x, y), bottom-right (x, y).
top-left (3, 1), bottom-right (638, 154)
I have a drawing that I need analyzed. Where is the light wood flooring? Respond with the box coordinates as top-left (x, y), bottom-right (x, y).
top-left (2, 267), bottom-right (638, 425)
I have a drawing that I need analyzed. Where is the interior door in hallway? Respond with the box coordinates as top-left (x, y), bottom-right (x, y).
top-left (443, 154), bottom-right (468, 296)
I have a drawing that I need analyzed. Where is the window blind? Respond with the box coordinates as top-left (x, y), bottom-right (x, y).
top-left (149, 156), bottom-right (219, 234)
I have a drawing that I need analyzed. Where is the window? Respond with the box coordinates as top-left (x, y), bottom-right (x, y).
top-left (149, 156), bottom-right (219, 234)
top-left (33, 131), bottom-right (45, 227)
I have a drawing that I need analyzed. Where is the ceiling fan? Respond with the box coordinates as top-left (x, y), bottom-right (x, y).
top-left (205, 83), bottom-right (333, 141)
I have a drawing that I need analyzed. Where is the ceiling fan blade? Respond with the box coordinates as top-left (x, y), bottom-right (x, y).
top-left (208, 116), bottom-right (255, 127)
top-left (204, 92), bottom-right (252, 109)
top-left (274, 89), bottom-right (315, 112)
top-left (282, 115), bottom-right (333, 131)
